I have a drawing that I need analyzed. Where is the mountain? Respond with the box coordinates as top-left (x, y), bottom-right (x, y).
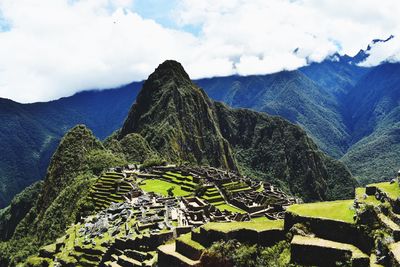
top-left (0, 83), bottom-right (141, 207)
top-left (196, 69), bottom-right (353, 158)
top-left (118, 60), bottom-right (357, 201)
top-left (342, 63), bottom-right (400, 182)
top-left (299, 59), bottom-right (368, 97)
top-left (119, 60), bottom-right (237, 170)
top-left (0, 125), bottom-right (127, 265)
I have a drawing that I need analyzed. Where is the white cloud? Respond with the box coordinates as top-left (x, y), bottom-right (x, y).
top-left (359, 36), bottom-right (400, 66)
top-left (0, 0), bottom-right (400, 102)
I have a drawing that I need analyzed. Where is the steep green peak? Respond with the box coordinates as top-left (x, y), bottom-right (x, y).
top-left (139, 60), bottom-right (197, 98)
top-left (35, 124), bottom-right (103, 213)
top-left (120, 59), bottom-right (208, 135)
top-left (150, 59), bottom-right (191, 84)
top-left (119, 60), bottom-right (237, 170)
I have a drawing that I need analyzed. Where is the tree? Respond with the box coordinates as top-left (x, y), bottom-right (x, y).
top-left (167, 186), bottom-right (175, 197)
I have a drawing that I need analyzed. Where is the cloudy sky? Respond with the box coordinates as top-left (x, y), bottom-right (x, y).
top-left (0, 0), bottom-right (400, 103)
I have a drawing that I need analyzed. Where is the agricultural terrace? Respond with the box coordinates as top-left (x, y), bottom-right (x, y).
top-left (287, 200), bottom-right (356, 224)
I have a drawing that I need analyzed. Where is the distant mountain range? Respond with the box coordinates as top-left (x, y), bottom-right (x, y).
top-left (1, 45), bottom-right (400, 207)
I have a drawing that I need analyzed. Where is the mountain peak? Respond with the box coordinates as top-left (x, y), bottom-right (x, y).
top-left (147, 60), bottom-right (191, 86)
top-left (119, 60), bottom-right (237, 170)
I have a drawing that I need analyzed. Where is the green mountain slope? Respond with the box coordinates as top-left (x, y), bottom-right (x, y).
top-left (196, 70), bottom-right (351, 158)
top-left (0, 83), bottom-right (141, 208)
top-left (342, 63), bottom-right (400, 182)
top-left (119, 60), bottom-right (237, 170)
top-left (0, 125), bottom-right (126, 265)
top-left (213, 102), bottom-right (356, 201)
top-left (120, 60), bottom-right (357, 201)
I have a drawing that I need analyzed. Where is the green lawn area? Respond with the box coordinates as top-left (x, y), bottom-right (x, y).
top-left (216, 203), bottom-right (246, 214)
top-left (371, 182), bottom-right (400, 200)
top-left (250, 216), bottom-right (271, 222)
top-left (256, 183), bottom-right (264, 192)
top-left (177, 233), bottom-right (205, 250)
top-left (203, 219), bottom-right (284, 232)
top-left (139, 179), bottom-right (192, 197)
top-left (287, 200), bottom-right (355, 224)
top-left (355, 187), bottom-right (381, 206)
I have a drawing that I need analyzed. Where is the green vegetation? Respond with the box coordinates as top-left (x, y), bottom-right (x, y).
top-left (355, 187), bottom-right (381, 205)
top-left (371, 182), bottom-right (400, 200)
top-left (177, 233), bottom-right (205, 250)
top-left (0, 181), bottom-right (43, 241)
top-left (203, 220), bottom-right (284, 233)
top-left (118, 60), bottom-right (237, 171)
top-left (342, 64), bottom-right (400, 184)
top-left (200, 239), bottom-right (295, 267)
top-left (119, 133), bottom-right (157, 163)
top-left (139, 179), bottom-right (192, 197)
top-left (0, 59), bottom-right (378, 266)
top-left (0, 125), bottom-right (117, 265)
top-left (250, 216), bottom-right (272, 222)
top-left (214, 101), bottom-right (357, 201)
top-left (90, 172), bottom-right (132, 210)
top-left (215, 203), bottom-right (246, 214)
top-left (287, 200), bottom-right (355, 223)
top-left (0, 83), bottom-right (141, 208)
top-left (86, 149), bottom-right (127, 176)
top-left (292, 235), bottom-right (367, 259)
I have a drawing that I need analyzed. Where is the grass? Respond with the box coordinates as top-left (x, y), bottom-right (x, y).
top-left (177, 233), bottom-right (205, 250)
top-left (215, 203), bottom-right (246, 214)
top-left (250, 216), bottom-right (271, 222)
top-left (355, 187), bottom-right (381, 206)
top-left (287, 200), bottom-right (355, 224)
top-left (139, 179), bottom-right (192, 197)
top-left (390, 242), bottom-right (400, 262)
top-left (370, 182), bottom-right (400, 200)
top-left (291, 235), bottom-right (367, 259)
top-left (256, 183), bottom-right (264, 192)
top-left (203, 219), bottom-right (284, 232)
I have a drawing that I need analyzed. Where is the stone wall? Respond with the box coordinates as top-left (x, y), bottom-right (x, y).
top-left (284, 212), bottom-right (373, 253)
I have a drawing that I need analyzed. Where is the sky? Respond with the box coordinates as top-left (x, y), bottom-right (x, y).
top-left (0, 0), bottom-right (400, 103)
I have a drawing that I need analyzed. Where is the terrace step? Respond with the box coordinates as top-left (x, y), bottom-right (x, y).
top-left (204, 191), bottom-right (220, 197)
top-left (370, 253), bottom-right (384, 267)
top-left (157, 242), bottom-right (200, 267)
top-left (205, 197), bottom-right (223, 203)
top-left (290, 235), bottom-right (369, 267)
top-left (117, 254), bottom-right (142, 267)
top-left (175, 234), bottom-right (204, 261)
top-left (389, 242), bottom-right (400, 266)
top-left (81, 252), bottom-right (102, 262)
top-left (104, 261), bottom-right (123, 267)
top-left (377, 214), bottom-right (400, 241)
top-left (78, 257), bottom-right (99, 267)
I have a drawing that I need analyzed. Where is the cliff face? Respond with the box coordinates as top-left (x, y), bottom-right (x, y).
top-left (120, 60), bottom-right (357, 201)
